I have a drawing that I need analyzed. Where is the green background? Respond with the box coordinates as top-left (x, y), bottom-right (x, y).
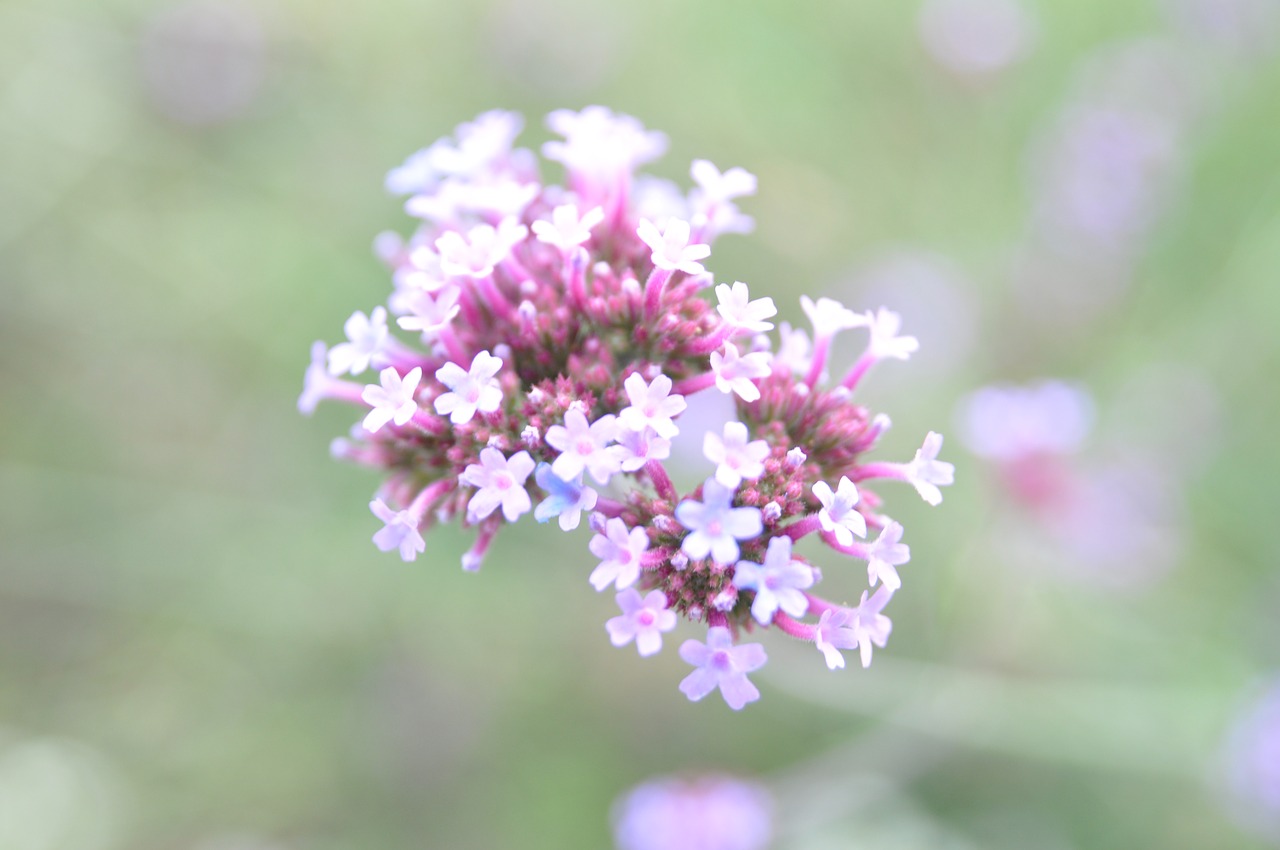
top-left (2, 0), bottom-right (1279, 847)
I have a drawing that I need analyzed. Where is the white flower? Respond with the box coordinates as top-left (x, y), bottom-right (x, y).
top-left (774, 321), bottom-right (813, 376)
top-left (636, 218), bottom-right (711, 275)
top-left (543, 106), bottom-right (667, 183)
top-left (397, 284), bottom-right (461, 337)
top-left (361, 366), bottom-right (422, 433)
top-left (327, 307), bottom-right (390, 376)
top-left (545, 409), bottom-right (621, 485)
top-left (812, 476), bottom-right (868, 546)
top-left (435, 217), bottom-right (528, 279)
top-left (531, 203), bottom-right (605, 252)
top-left (369, 498), bottom-right (427, 562)
top-left (606, 589), bottom-right (677, 657)
top-left (800, 295), bottom-right (867, 340)
top-left (459, 447), bottom-right (535, 522)
top-left (703, 422), bottom-right (770, 489)
top-left (814, 586), bottom-right (894, 670)
top-left (715, 281), bottom-right (776, 334)
top-left (866, 520), bottom-right (910, 590)
top-left (732, 537), bottom-right (813, 625)
top-left (710, 342), bottom-right (772, 403)
top-left (690, 159), bottom-right (758, 205)
top-left (866, 307), bottom-right (919, 361)
top-left (617, 372), bottom-right (686, 440)
top-left (610, 427), bottom-right (672, 473)
top-left (905, 431), bottom-right (955, 506)
top-left (433, 350), bottom-right (504, 424)
top-left (675, 479), bottom-right (763, 565)
top-left (588, 517), bottom-right (650, 591)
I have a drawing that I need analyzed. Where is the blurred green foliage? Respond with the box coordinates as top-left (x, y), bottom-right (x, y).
top-left (2, 0), bottom-right (1279, 848)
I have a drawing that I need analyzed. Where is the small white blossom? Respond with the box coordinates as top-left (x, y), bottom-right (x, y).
top-left (531, 203), bottom-right (605, 252)
top-left (703, 422), bottom-right (770, 489)
top-left (675, 479), bottom-right (763, 565)
top-left (588, 517), bottom-right (650, 591)
top-left (710, 342), bottom-right (772, 403)
top-left (636, 218), bottom-right (711, 275)
top-left (328, 307), bottom-right (391, 376)
top-left (606, 589), bottom-right (677, 656)
top-left (545, 409), bottom-right (621, 484)
top-left (732, 536), bottom-right (814, 625)
top-left (610, 427), bottom-right (672, 472)
top-left (543, 106), bottom-right (667, 185)
top-left (812, 476), bottom-right (868, 546)
top-left (865, 307), bottom-right (920, 361)
top-left (397, 284), bottom-right (462, 337)
top-left (434, 350), bottom-right (504, 424)
top-left (617, 372), bottom-right (686, 440)
top-left (435, 217), bottom-right (528, 279)
top-left (774, 321), bottom-right (813, 376)
top-left (369, 498), bottom-right (426, 562)
top-left (715, 281), bottom-right (776, 334)
top-left (866, 520), bottom-right (910, 590)
top-left (800, 294), bottom-right (867, 340)
top-left (905, 431), bottom-right (955, 506)
top-left (690, 159), bottom-right (758, 205)
top-left (459, 447), bottom-right (535, 522)
top-left (361, 366), bottom-right (422, 433)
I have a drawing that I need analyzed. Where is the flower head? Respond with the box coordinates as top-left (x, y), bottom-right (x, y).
top-left (678, 626), bottom-right (767, 710)
top-left (434, 350), bottom-right (504, 424)
top-left (459, 447), bottom-right (535, 522)
top-left (732, 537), bottom-right (814, 625)
top-left (361, 366), bottom-right (422, 433)
top-left (675, 479), bottom-right (763, 564)
top-left (606, 588), bottom-right (677, 656)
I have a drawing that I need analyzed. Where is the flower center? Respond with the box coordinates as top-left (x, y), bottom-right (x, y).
top-left (493, 472), bottom-right (513, 491)
top-left (711, 650), bottom-right (732, 671)
top-left (576, 438), bottom-right (595, 455)
top-left (637, 610), bottom-right (655, 627)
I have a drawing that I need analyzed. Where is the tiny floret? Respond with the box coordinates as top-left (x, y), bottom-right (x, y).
top-left (370, 498), bottom-right (427, 562)
top-left (732, 537), bottom-right (814, 625)
top-left (545, 408), bottom-right (622, 484)
top-left (434, 350), bottom-right (504, 424)
top-left (533, 464), bottom-right (598, 531)
top-left (690, 159), bottom-right (758, 204)
top-left (800, 294), bottom-right (867, 340)
top-left (637, 218), bottom-right (711, 275)
top-left (709, 342), bottom-right (772, 403)
top-left (397, 285), bottom-right (461, 337)
top-left (531, 203), bottom-right (605, 253)
top-left (866, 520), bottom-right (910, 590)
top-left (703, 422), bottom-right (770, 489)
top-left (328, 307), bottom-right (390, 376)
top-left (675, 479), bottom-right (763, 565)
top-left (459, 447), bottom-right (535, 522)
top-left (588, 517), bottom-right (650, 591)
top-left (617, 373), bottom-right (687, 440)
top-left (678, 627), bottom-right (767, 710)
top-left (865, 307), bottom-right (920, 361)
top-left (436, 218), bottom-right (528, 279)
top-left (362, 366), bottom-right (422, 433)
top-left (715, 282), bottom-right (776, 334)
top-left (606, 588), bottom-right (677, 656)
top-left (812, 476), bottom-right (868, 546)
top-left (905, 431), bottom-right (956, 506)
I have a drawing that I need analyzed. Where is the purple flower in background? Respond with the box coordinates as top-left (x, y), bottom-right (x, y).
top-left (612, 774), bottom-right (773, 850)
top-left (958, 380), bottom-right (1094, 461)
top-left (918, 0), bottom-right (1037, 79)
top-left (1219, 680), bottom-right (1280, 842)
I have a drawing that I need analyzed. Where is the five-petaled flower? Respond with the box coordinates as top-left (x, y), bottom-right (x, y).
top-left (434, 350), bottom-right (504, 424)
top-left (531, 203), bottom-right (605, 253)
top-left (533, 464), bottom-right (598, 531)
top-left (865, 307), bottom-right (920, 361)
top-left (703, 422), bottom-right (770, 490)
top-left (545, 409), bottom-right (622, 484)
top-left (436, 218), bottom-right (529, 278)
top-left (369, 498), bottom-right (427, 562)
top-left (675, 479), bottom-right (763, 565)
top-left (812, 476), bottom-right (868, 546)
top-left (709, 342), bottom-right (772, 403)
top-left (606, 588), bottom-right (677, 657)
top-left (679, 627), bottom-right (767, 710)
top-left (715, 282), bottom-right (776, 334)
top-left (617, 373), bottom-right (686, 440)
top-left (460, 447), bottom-right (535, 522)
top-left (866, 520), bottom-right (910, 590)
top-left (588, 517), bottom-right (650, 591)
top-left (362, 366), bottom-right (422, 433)
top-left (905, 431), bottom-right (955, 506)
top-left (732, 537), bottom-right (814, 625)
top-left (637, 218), bottom-right (711, 275)
top-left (328, 307), bottom-right (390, 376)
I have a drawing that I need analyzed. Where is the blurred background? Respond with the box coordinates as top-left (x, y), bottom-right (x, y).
top-left (2, 0), bottom-right (1279, 847)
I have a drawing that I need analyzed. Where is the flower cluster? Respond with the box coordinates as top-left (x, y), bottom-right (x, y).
top-left (611, 773), bottom-right (773, 850)
top-left (302, 108), bottom-right (954, 709)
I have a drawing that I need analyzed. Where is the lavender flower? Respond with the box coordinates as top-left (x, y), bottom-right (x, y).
top-left (611, 774), bottom-right (773, 850)
top-left (301, 107), bottom-right (955, 707)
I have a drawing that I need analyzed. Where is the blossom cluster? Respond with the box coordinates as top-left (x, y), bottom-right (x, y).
top-left (301, 108), bottom-right (954, 709)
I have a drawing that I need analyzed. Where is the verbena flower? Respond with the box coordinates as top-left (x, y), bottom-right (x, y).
top-left (611, 773), bottom-right (773, 850)
top-left (301, 107), bottom-right (956, 708)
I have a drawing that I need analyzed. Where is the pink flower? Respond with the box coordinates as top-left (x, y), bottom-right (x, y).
top-left (611, 427), bottom-right (672, 472)
top-left (812, 476), bottom-right (867, 546)
top-left (435, 217), bottom-right (528, 279)
top-left (327, 307), bottom-right (390, 376)
top-left (369, 498), bottom-right (426, 562)
top-left (690, 159), bottom-right (758, 205)
top-left (459, 447), bottom-right (535, 522)
top-left (543, 106), bottom-right (667, 184)
top-left (703, 421), bottom-right (770, 489)
top-left (606, 589), bottom-right (677, 656)
top-left (731, 537), bottom-right (813, 625)
top-left (637, 218), bottom-right (711, 275)
top-left (545, 408), bottom-right (621, 484)
top-left (588, 517), bottom-right (650, 591)
top-left (865, 306), bottom-right (920, 361)
top-left (906, 431), bottom-right (955, 505)
top-left (434, 350), bottom-right (504, 424)
top-left (617, 372), bottom-right (686, 440)
top-left (714, 281), bottom-right (776, 334)
top-left (531, 203), bottom-right (605, 252)
top-left (815, 585), bottom-right (894, 669)
top-left (709, 342), bottom-right (772, 403)
top-left (675, 480), bottom-right (763, 565)
top-left (678, 626), bottom-right (767, 710)
top-left (361, 366), bottom-right (422, 433)
top-left (800, 294), bottom-right (867, 340)
top-left (396, 284), bottom-right (461, 337)
top-left (611, 774), bottom-right (773, 850)
top-left (866, 520), bottom-right (910, 590)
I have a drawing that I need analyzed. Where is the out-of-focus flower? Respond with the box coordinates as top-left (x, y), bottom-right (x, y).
top-left (918, 0), bottom-right (1037, 79)
top-left (1218, 679), bottom-right (1280, 842)
top-left (611, 774), bottom-right (773, 850)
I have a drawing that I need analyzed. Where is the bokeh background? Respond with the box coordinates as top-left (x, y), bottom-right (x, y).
top-left (3, 0), bottom-right (1280, 847)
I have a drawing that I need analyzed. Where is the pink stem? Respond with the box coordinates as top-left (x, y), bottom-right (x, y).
top-left (802, 592), bottom-right (841, 616)
top-left (642, 266), bottom-right (674, 319)
top-left (851, 462), bottom-right (906, 482)
top-left (477, 274), bottom-right (516, 321)
top-left (687, 322), bottom-right (736, 355)
top-left (641, 548), bottom-right (673, 568)
top-left (706, 610), bottom-right (728, 628)
top-left (804, 335), bottom-right (831, 388)
top-left (771, 611), bottom-right (817, 640)
top-left (326, 380), bottom-right (368, 408)
top-left (461, 523), bottom-right (497, 572)
top-left (593, 497), bottom-right (627, 518)
top-left (780, 515), bottom-right (823, 541)
top-left (566, 247), bottom-right (589, 307)
top-left (646, 461), bottom-right (677, 502)
top-left (672, 371), bottom-right (717, 396)
top-left (820, 531), bottom-right (869, 559)
top-left (409, 409), bottom-right (448, 435)
top-left (438, 327), bottom-right (470, 365)
top-left (840, 350), bottom-right (876, 392)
